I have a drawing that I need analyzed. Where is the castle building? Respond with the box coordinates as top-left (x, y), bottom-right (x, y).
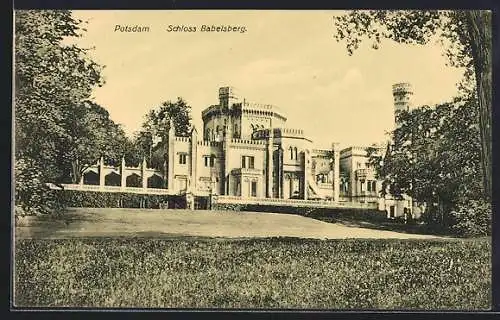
top-left (163, 86), bottom-right (382, 204)
top-left (70, 84), bottom-right (420, 217)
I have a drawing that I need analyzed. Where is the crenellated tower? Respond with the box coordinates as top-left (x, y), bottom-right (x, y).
top-left (392, 82), bottom-right (413, 127)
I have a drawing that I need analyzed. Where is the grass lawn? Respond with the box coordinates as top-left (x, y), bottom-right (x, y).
top-left (13, 208), bottom-right (491, 309)
top-left (15, 207), bottom-right (443, 240)
top-left (14, 236), bottom-right (491, 309)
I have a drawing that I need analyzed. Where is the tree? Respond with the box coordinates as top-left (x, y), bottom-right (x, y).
top-left (142, 97), bottom-right (192, 139)
top-left (15, 10), bottom-right (104, 213)
top-left (368, 94), bottom-right (483, 225)
top-left (134, 97), bottom-right (192, 170)
top-left (333, 10), bottom-right (492, 200)
top-left (59, 101), bottom-right (130, 184)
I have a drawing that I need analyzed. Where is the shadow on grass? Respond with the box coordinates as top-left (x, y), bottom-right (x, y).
top-left (310, 215), bottom-right (451, 237)
top-left (15, 208), bottom-right (104, 239)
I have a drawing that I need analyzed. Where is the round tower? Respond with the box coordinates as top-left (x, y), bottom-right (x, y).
top-left (392, 82), bottom-right (413, 125)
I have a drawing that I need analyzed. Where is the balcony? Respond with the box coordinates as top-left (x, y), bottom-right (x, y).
top-left (355, 168), bottom-right (375, 181)
top-left (355, 169), bottom-right (367, 180)
top-left (232, 168), bottom-right (262, 176)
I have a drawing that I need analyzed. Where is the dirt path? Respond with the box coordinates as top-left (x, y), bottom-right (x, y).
top-left (15, 208), bottom-right (445, 240)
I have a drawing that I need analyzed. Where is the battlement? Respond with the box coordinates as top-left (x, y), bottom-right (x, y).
top-left (252, 127), bottom-right (305, 140)
top-left (174, 136), bottom-right (191, 142)
top-left (201, 104), bottom-right (221, 119)
top-left (311, 149), bottom-right (332, 156)
top-left (281, 128), bottom-right (304, 136)
top-left (197, 140), bottom-right (222, 147)
top-left (392, 82), bottom-right (413, 95)
top-left (242, 101), bottom-right (276, 110)
top-left (231, 138), bottom-right (267, 145)
top-left (340, 145), bottom-right (383, 158)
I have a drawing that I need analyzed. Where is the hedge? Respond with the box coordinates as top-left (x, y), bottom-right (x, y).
top-left (212, 202), bottom-right (388, 221)
top-left (56, 190), bottom-right (187, 209)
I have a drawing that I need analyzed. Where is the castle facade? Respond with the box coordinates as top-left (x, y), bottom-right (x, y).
top-left (71, 84), bottom-right (421, 218)
top-left (164, 86), bottom-right (381, 204)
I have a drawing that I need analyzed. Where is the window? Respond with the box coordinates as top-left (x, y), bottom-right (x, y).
top-left (360, 181), bottom-right (365, 192)
top-left (251, 181), bottom-right (257, 197)
top-left (294, 147), bottom-right (298, 160)
top-left (204, 155), bottom-right (215, 167)
top-left (372, 181), bottom-right (377, 192)
top-left (290, 147), bottom-right (294, 160)
top-left (241, 156), bottom-right (255, 169)
top-left (367, 180), bottom-right (372, 192)
top-left (179, 154), bottom-right (187, 165)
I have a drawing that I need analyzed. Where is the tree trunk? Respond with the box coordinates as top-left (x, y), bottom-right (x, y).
top-left (465, 10), bottom-right (492, 200)
top-left (71, 159), bottom-right (82, 184)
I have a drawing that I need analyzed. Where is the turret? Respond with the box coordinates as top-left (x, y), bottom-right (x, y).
top-left (392, 82), bottom-right (413, 126)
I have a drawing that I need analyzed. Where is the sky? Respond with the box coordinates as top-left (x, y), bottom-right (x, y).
top-left (71, 10), bottom-right (464, 150)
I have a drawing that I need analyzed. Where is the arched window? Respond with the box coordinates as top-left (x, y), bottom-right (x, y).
top-left (294, 147), bottom-right (298, 160)
top-left (289, 146), bottom-right (294, 160)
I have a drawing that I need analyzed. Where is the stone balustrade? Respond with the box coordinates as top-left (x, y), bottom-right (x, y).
top-left (213, 195), bottom-right (378, 209)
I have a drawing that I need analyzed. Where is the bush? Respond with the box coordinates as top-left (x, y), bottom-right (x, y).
top-left (213, 202), bottom-right (387, 222)
top-left (449, 199), bottom-right (492, 237)
top-left (15, 159), bottom-right (65, 216)
top-left (59, 190), bottom-right (172, 209)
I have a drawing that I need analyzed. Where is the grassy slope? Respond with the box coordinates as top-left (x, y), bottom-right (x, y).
top-left (15, 208), bottom-right (441, 239)
top-left (14, 237), bottom-right (491, 309)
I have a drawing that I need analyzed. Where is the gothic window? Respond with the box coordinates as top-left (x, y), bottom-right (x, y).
top-left (289, 146), bottom-right (293, 160)
top-left (294, 147), bottom-right (298, 160)
top-left (179, 154), bottom-right (187, 165)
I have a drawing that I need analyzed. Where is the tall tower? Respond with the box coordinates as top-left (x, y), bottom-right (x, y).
top-left (392, 82), bottom-right (413, 127)
top-left (219, 86), bottom-right (239, 109)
